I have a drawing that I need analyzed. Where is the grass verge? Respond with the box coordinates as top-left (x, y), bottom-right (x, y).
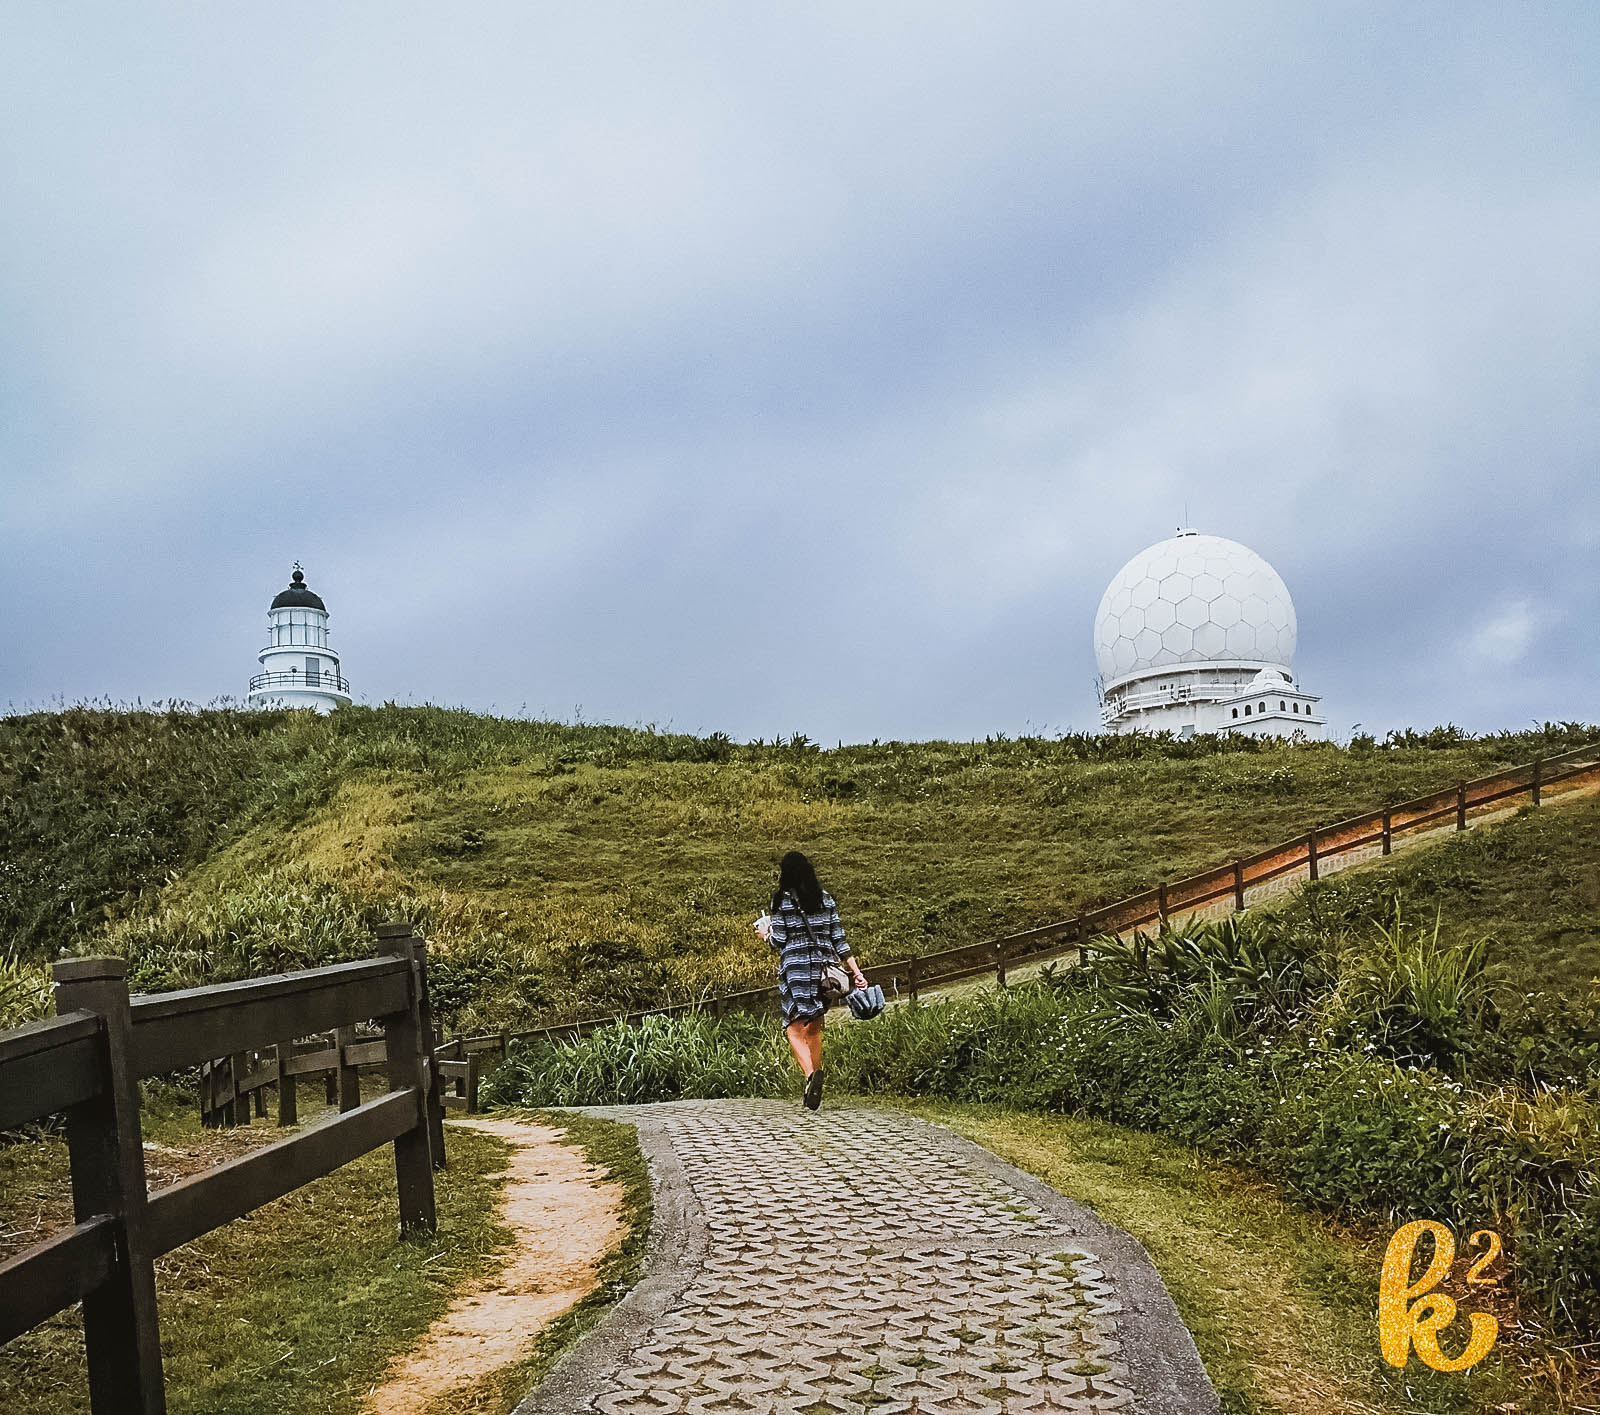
top-left (0, 1093), bottom-right (512, 1415)
top-left (437, 1108), bottom-right (652, 1414)
top-left (905, 1101), bottom-right (1588, 1415)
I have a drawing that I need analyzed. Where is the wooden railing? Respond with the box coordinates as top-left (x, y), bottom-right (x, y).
top-left (198, 1025), bottom-right (481, 1127)
top-left (0, 923), bottom-right (444, 1415)
top-left (442, 739), bottom-right (1600, 1061)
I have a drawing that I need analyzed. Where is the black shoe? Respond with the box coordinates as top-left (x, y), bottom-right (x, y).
top-left (803, 1070), bottom-right (824, 1111)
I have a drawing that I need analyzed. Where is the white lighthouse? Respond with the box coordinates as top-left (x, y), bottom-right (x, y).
top-left (247, 565), bottom-right (352, 713)
top-left (1093, 530), bottom-right (1326, 739)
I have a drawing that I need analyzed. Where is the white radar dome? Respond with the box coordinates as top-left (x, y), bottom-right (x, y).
top-left (1093, 531), bottom-right (1297, 686)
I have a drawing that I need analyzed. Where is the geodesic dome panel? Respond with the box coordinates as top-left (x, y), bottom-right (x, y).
top-left (1093, 532), bottom-right (1297, 683)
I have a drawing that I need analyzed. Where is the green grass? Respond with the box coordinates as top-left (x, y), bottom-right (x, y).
top-left (4, 706), bottom-right (1593, 1031)
top-left (482, 1012), bottom-right (795, 1108)
top-left (0, 1092), bottom-right (650, 1415)
top-left (1, 1096), bottom-right (511, 1415)
top-left (1286, 795), bottom-right (1600, 998)
top-left (908, 1102), bottom-right (1584, 1415)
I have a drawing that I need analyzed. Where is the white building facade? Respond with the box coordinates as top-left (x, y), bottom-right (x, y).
top-left (247, 566), bottom-right (352, 713)
top-left (1093, 530), bottom-right (1326, 739)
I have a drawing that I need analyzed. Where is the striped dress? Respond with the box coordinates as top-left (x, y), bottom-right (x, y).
top-left (768, 891), bottom-right (851, 1024)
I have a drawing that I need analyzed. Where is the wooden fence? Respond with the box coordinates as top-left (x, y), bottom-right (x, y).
top-left (198, 1026), bottom-right (480, 1127)
top-left (0, 923), bottom-right (445, 1415)
top-left (441, 739), bottom-right (1600, 1065)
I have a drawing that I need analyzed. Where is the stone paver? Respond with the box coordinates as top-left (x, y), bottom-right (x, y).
top-left (516, 1101), bottom-right (1217, 1415)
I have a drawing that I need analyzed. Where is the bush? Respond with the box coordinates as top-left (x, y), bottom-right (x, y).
top-left (482, 1012), bottom-right (793, 1108)
top-left (829, 983), bottom-right (1599, 1339)
top-left (0, 947), bottom-right (51, 1029)
top-left (1074, 913), bottom-right (1330, 1031)
top-left (1320, 909), bottom-right (1501, 1076)
top-left (102, 869), bottom-right (383, 995)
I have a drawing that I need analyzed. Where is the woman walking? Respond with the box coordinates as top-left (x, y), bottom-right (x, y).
top-left (763, 851), bottom-right (866, 1111)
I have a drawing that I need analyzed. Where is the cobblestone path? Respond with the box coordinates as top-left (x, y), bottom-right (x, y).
top-left (517, 1101), bottom-right (1217, 1415)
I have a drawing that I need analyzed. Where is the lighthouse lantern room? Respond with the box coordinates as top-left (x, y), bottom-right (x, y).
top-left (247, 565), bottom-right (352, 712)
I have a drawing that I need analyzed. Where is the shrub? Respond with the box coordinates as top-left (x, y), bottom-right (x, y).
top-left (0, 947), bottom-right (51, 1029)
top-left (482, 1012), bottom-right (792, 1108)
top-left (101, 869), bottom-right (382, 995)
top-left (1320, 909), bottom-right (1500, 1076)
top-left (1072, 914), bottom-right (1331, 1031)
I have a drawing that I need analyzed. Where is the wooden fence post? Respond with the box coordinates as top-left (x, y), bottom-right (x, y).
top-left (906, 957), bottom-right (920, 1005)
top-left (1157, 881), bottom-right (1169, 924)
top-left (1232, 860), bottom-right (1246, 912)
top-left (1075, 917), bottom-right (1088, 966)
top-left (1381, 809), bottom-right (1392, 856)
top-left (1307, 829), bottom-right (1318, 882)
top-left (335, 1025), bottom-right (361, 1113)
top-left (378, 923), bottom-right (447, 1172)
top-left (52, 957), bottom-right (167, 1415)
top-left (324, 1037), bottom-right (338, 1106)
top-left (994, 940), bottom-right (1008, 989)
top-left (230, 1051), bottom-right (249, 1126)
top-left (1531, 758), bottom-right (1542, 806)
top-left (275, 1040), bottom-right (297, 1126)
top-left (375, 932), bottom-right (438, 1236)
top-left (1457, 783), bottom-right (1468, 831)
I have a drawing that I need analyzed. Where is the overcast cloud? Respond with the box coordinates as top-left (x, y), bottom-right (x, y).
top-left (3, 3), bottom-right (1596, 741)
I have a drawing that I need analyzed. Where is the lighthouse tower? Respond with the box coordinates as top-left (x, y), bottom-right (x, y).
top-left (247, 565), bottom-right (352, 712)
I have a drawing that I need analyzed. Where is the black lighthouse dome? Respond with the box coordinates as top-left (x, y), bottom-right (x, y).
top-left (270, 567), bottom-right (327, 612)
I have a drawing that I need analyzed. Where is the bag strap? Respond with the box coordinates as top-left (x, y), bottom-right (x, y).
top-left (784, 891), bottom-right (840, 964)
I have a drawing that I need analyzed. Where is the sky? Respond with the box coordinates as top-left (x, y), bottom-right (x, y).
top-left (3, 3), bottom-right (1597, 743)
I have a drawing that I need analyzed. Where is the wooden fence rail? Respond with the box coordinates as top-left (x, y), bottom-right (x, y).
top-left (198, 1026), bottom-right (486, 1126)
top-left (456, 739), bottom-right (1600, 1062)
top-left (0, 924), bottom-right (444, 1415)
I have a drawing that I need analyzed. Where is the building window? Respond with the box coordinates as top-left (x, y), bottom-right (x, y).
top-left (1231, 708), bottom-right (1238, 719)
top-left (1292, 703), bottom-right (1299, 713)
top-left (1259, 701), bottom-right (1266, 712)
top-left (1280, 700), bottom-right (1286, 711)
top-left (1244, 704), bottom-right (1251, 715)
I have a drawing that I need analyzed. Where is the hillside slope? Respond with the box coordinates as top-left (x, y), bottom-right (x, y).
top-left (1282, 790), bottom-right (1600, 995)
top-left (2, 708), bottom-right (1595, 1031)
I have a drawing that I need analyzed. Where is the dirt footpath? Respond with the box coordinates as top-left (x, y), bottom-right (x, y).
top-left (361, 1117), bottom-right (624, 1415)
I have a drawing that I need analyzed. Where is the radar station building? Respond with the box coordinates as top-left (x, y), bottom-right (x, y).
top-left (1093, 530), bottom-right (1325, 739)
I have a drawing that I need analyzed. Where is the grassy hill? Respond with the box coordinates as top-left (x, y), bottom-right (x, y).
top-left (2, 707), bottom-right (1595, 1031)
top-left (1282, 790), bottom-right (1600, 999)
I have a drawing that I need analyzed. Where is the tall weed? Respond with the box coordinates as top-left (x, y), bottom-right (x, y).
top-left (482, 1012), bottom-right (791, 1107)
top-left (1323, 909), bottom-right (1500, 1075)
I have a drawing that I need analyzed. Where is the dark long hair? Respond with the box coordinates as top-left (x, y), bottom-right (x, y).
top-left (772, 850), bottom-right (825, 914)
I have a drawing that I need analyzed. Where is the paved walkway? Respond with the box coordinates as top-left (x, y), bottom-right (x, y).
top-left (516, 1100), bottom-right (1217, 1415)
